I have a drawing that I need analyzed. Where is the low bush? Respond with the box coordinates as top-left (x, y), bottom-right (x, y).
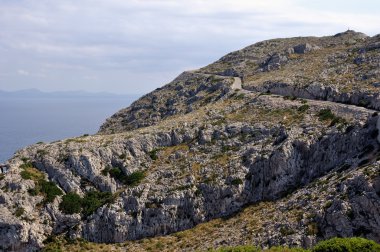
top-left (59, 190), bottom-right (113, 216)
top-left (317, 108), bottom-right (346, 127)
top-left (106, 167), bottom-right (145, 187)
top-left (283, 95), bottom-right (297, 101)
top-left (312, 237), bottom-right (380, 252)
top-left (59, 192), bottom-right (82, 214)
top-left (318, 108), bottom-right (335, 121)
top-left (149, 149), bottom-right (159, 160)
top-left (14, 207), bottom-right (25, 217)
top-left (214, 246), bottom-right (306, 252)
top-left (82, 190), bottom-right (113, 216)
top-left (298, 104), bottom-right (310, 112)
top-left (109, 167), bottom-right (123, 180)
top-left (214, 245), bottom-right (260, 252)
top-left (20, 164), bottom-right (63, 203)
top-left (19, 161), bottom-right (33, 169)
top-left (39, 180), bottom-right (63, 203)
top-left (124, 171), bottom-right (146, 186)
top-left (231, 178), bottom-right (243, 185)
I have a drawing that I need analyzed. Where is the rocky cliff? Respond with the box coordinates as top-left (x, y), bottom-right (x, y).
top-left (1, 30), bottom-right (380, 252)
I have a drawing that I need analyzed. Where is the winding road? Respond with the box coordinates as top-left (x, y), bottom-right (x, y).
top-left (186, 69), bottom-right (380, 141)
top-left (186, 70), bottom-right (243, 90)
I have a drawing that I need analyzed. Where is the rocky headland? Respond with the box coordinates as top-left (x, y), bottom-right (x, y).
top-left (1, 30), bottom-right (380, 251)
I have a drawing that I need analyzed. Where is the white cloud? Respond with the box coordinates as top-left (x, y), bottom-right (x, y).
top-left (17, 69), bottom-right (30, 76)
top-left (0, 0), bottom-right (379, 93)
top-left (17, 69), bottom-right (46, 78)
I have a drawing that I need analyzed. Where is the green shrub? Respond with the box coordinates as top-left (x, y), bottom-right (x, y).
top-left (231, 178), bottom-right (243, 185)
top-left (124, 171), bottom-right (146, 186)
top-left (317, 108), bottom-right (346, 127)
top-left (59, 192), bottom-right (82, 214)
top-left (222, 146), bottom-right (240, 152)
top-left (324, 201), bottom-right (333, 209)
top-left (107, 167), bottom-right (145, 187)
top-left (58, 190), bottom-right (114, 216)
top-left (82, 190), bottom-right (113, 216)
top-left (318, 108), bottom-right (335, 121)
top-left (283, 95), bottom-right (297, 101)
top-left (109, 167), bottom-right (123, 179)
top-left (36, 149), bottom-right (48, 156)
top-left (39, 180), bottom-right (63, 203)
top-left (19, 164), bottom-right (63, 203)
top-left (280, 226), bottom-right (296, 236)
top-left (214, 245), bottom-right (260, 252)
top-left (20, 170), bottom-right (33, 179)
top-left (358, 99), bottom-right (370, 107)
top-left (14, 207), bottom-right (25, 217)
top-left (149, 149), bottom-right (159, 160)
top-left (235, 93), bottom-right (246, 100)
top-left (312, 237), bottom-right (380, 252)
top-left (268, 247), bottom-right (306, 252)
top-left (21, 157), bottom-right (30, 163)
top-left (298, 104), bottom-right (310, 112)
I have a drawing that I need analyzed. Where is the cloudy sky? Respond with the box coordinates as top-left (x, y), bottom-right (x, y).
top-left (0, 0), bottom-right (379, 94)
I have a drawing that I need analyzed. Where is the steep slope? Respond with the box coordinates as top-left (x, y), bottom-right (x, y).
top-left (99, 72), bottom-right (234, 133)
top-left (43, 160), bottom-right (380, 251)
top-left (1, 31), bottom-right (380, 252)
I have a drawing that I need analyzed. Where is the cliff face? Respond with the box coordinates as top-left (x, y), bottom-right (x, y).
top-left (1, 31), bottom-right (380, 251)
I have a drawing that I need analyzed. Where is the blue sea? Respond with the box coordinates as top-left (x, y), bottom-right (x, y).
top-left (0, 95), bottom-right (137, 163)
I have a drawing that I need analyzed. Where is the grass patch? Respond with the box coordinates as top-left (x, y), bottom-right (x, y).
top-left (20, 166), bottom-right (45, 181)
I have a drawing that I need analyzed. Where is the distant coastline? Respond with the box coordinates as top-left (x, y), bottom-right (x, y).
top-left (0, 91), bottom-right (139, 162)
top-left (0, 88), bottom-right (140, 99)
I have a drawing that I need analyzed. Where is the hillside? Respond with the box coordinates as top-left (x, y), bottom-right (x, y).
top-left (1, 30), bottom-right (380, 251)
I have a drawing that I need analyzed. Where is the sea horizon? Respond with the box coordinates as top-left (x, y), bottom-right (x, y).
top-left (0, 93), bottom-right (138, 163)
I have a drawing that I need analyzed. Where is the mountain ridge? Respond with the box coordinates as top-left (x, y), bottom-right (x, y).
top-left (1, 30), bottom-right (380, 251)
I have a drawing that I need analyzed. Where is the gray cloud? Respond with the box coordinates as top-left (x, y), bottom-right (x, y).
top-left (0, 0), bottom-right (379, 94)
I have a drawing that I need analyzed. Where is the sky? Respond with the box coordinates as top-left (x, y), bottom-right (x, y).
top-left (0, 0), bottom-right (379, 95)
